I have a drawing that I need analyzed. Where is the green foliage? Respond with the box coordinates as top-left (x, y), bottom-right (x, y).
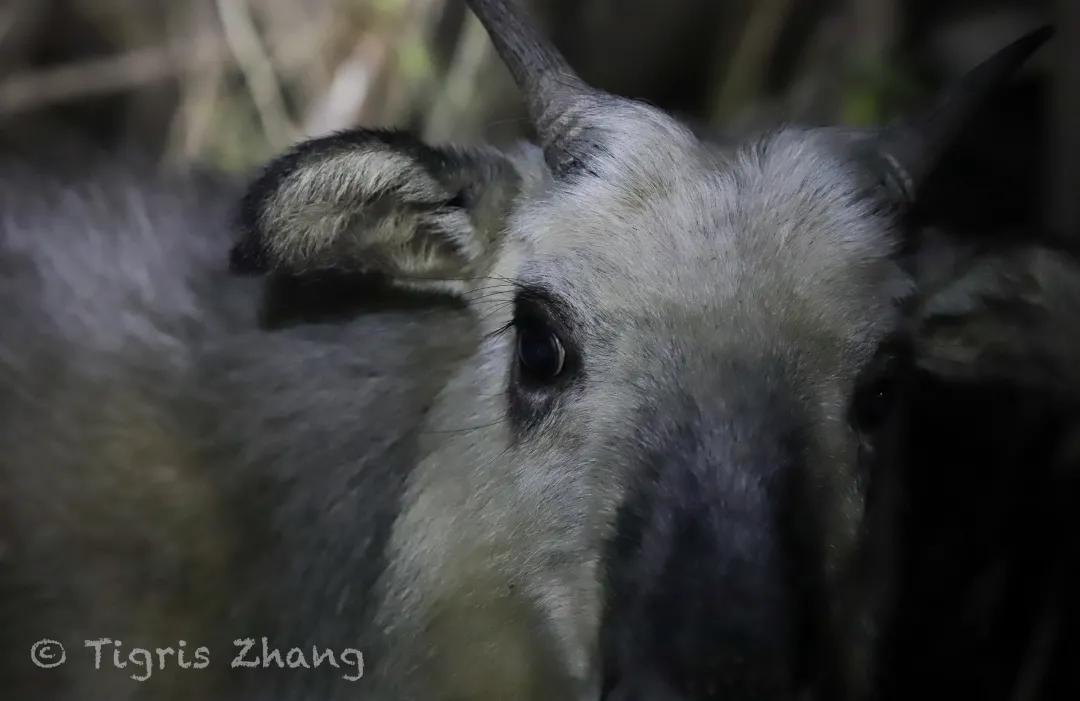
top-left (840, 58), bottom-right (923, 126)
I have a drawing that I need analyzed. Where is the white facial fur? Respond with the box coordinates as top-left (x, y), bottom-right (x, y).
top-left (369, 101), bottom-right (913, 699)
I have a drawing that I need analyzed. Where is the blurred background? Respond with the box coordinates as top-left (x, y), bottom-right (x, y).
top-left (0, 0), bottom-right (1074, 235)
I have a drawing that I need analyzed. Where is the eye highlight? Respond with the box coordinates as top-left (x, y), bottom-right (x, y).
top-left (504, 285), bottom-right (579, 425)
top-left (516, 321), bottom-right (566, 383)
top-left (851, 341), bottom-right (911, 432)
top-left (852, 372), bottom-right (899, 430)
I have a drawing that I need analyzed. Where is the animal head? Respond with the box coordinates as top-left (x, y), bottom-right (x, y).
top-left (230, 3), bottom-right (1050, 699)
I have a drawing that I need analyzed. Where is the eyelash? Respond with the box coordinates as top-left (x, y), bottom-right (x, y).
top-left (486, 287), bottom-right (561, 339)
top-left (488, 318), bottom-right (516, 341)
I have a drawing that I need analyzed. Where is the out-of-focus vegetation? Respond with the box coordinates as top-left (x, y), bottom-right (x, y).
top-left (0, 0), bottom-right (452, 170)
top-left (0, 0), bottom-right (1073, 227)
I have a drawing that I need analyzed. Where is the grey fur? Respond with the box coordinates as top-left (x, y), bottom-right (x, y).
top-left (911, 232), bottom-right (1080, 394)
top-left (0, 10), bottom-right (1059, 701)
top-left (0, 154), bottom-right (476, 700)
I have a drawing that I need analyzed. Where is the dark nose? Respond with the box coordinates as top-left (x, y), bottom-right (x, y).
top-left (600, 391), bottom-right (807, 701)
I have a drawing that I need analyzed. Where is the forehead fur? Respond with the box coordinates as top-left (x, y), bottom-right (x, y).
top-left (503, 105), bottom-right (913, 356)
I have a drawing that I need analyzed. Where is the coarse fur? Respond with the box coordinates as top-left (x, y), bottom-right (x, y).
top-left (0, 150), bottom-right (476, 700)
top-left (229, 101), bottom-right (915, 699)
top-left (0, 11), bottom-right (1066, 701)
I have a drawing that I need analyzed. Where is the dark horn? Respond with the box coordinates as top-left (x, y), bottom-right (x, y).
top-left (465, 0), bottom-right (598, 174)
top-left (877, 25), bottom-right (1053, 203)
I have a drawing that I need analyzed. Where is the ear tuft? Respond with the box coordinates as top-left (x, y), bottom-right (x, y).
top-left (230, 129), bottom-right (525, 290)
top-left (914, 242), bottom-right (1080, 395)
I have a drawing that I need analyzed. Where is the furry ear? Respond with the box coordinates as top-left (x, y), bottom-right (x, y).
top-left (230, 130), bottom-right (533, 291)
top-left (912, 237), bottom-right (1080, 396)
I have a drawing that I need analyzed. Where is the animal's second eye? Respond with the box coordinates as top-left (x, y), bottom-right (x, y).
top-left (517, 324), bottom-right (566, 382)
top-left (853, 375), bottom-right (897, 430)
top-left (851, 348), bottom-right (908, 431)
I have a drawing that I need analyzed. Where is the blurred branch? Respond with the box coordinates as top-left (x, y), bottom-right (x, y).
top-left (0, 37), bottom-right (224, 117)
top-left (168, 64), bottom-right (226, 163)
top-left (302, 36), bottom-right (389, 138)
top-left (709, 0), bottom-right (794, 123)
top-left (214, 0), bottom-right (297, 149)
top-left (366, 0), bottom-right (444, 128)
top-left (165, 1), bottom-right (227, 165)
top-left (842, 0), bottom-right (901, 125)
top-left (423, 12), bottom-right (493, 143)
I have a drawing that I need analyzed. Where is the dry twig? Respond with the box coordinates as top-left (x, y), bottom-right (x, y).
top-left (214, 0), bottom-right (297, 149)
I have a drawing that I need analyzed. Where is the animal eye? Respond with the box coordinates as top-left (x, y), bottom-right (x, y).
top-left (851, 352), bottom-right (906, 431)
top-left (853, 375), bottom-right (897, 430)
top-left (516, 323), bottom-right (566, 383)
top-left (851, 337), bottom-right (913, 432)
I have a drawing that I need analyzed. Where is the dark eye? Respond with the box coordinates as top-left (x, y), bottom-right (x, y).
top-left (517, 323), bottom-right (566, 383)
top-left (851, 348), bottom-right (908, 431)
top-left (853, 375), bottom-right (897, 430)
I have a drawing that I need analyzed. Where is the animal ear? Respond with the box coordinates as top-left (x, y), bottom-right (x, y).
top-left (911, 238), bottom-right (1080, 396)
top-left (230, 129), bottom-right (533, 291)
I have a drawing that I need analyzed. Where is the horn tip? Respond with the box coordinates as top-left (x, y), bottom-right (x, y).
top-left (1008, 24), bottom-right (1055, 59)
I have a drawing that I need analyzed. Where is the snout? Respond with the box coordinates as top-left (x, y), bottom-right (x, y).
top-left (599, 391), bottom-right (825, 701)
